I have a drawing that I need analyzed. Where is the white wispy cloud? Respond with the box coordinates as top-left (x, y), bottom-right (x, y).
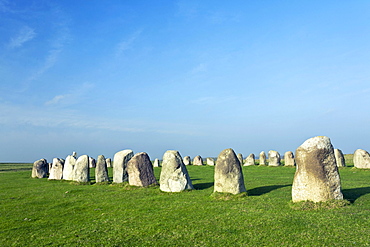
top-left (45, 94), bottom-right (69, 106)
top-left (116, 29), bottom-right (143, 56)
top-left (8, 26), bottom-right (36, 48)
top-left (44, 82), bottom-right (95, 106)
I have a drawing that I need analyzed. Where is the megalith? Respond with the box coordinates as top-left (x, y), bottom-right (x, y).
top-left (244, 153), bottom-right (255, 166)
top-left (237, 153), bottom-right (244, 166)
top-left (72, 155), bottom-right (90, 182)
top-left (259, 151), bottom-right (266, 165)
top-left (334, 149), bottom-right (346, 167)
top-left (268, 150), bottom-right (281, 166)
top-left (159, 150), bottom-right (194, 192)
top-left (89, 157), bottom-right (96, 168)
top-left (95, 155), bottom-right (109, 183)
top-left (153, 158), bottom-right (161, 167)
top-left (49, 158), bottom-right (64, 180)
top-left (127, 152), bottom-right (157, 187)
top-left (32, 159), bottom-right (48, 178)
top-left (214, 148), bottom-right (247, 194)
top-left (113, 149), bottom-right (134, 183)
top-left (353, 149), bottom-right (370, 169)
top-left (284, 151), bottom-right (296, 167)
top-left (193, 155), bottom-right (204, 166)
top-left (206, 157), bottom-right (215, 166)
top-left (63, 155), bottom-right (76, 180)
top-left (183, 156), bottom-right (191, 166)
top-left (292, 136), bottom-right (343, 202)
top-left (106, 158), bottom-right (112, 168)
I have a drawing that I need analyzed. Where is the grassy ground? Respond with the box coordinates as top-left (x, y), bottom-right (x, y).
top-left (1, 162), bottom-right (370, 246)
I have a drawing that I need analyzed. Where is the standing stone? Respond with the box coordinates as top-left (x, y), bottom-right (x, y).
top-left (353, 149), bottom-right (370, 169)
top-left (334, 149), bottom-right (346, 167)
top-left (244, 153), bottom-right (255, 166)
top-left (113, 150), bottom-right (134, 183)
top-left (237, 153), bottom-right (243, 166)
top-left (153, 158), bottom-right (161, 167)
top-left (63, 155), bottom-right (76, 180)
top-left (214, 148), bottom-right (247, 194)
top-left (49, 158), bottom-right (64, 180)
top-left (72, 151), bottom-right (77, 158)
top-left (193, 155), bottom-right (204, 166)
top-left (95, 155), bottom-right (109, 182)
top-left (48, 163), bottom-right (52, 172)
top-left (31, 159), bottom-right (48, 178)
top-left (159, 150), bottom-right (194, 192)
top-left (183, 156), bottom-right (191, 166)
top-left (72, 155), bottom-right (90, 182)
top-left (206, 157), bottom-right (215, 166)
top-left (106, 158), bottom-right (112, 168)
top-left (89, 157), bottom-right (96, 168)
top-left (259, 151), bottom-right (266, 165)
top-left (292, 136), bottom-right (343, 202)
top-left (284, 151), bottom-right (296, 167)
top-left (268, 150), bottom-right (281, 166)
top-left (127, 152), bottom-right (157, 187)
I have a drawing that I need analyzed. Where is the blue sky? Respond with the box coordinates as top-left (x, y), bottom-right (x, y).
top-left (1, 0), bottom-right (370, 162)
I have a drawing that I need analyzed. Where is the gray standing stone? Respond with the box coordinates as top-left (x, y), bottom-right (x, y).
top-left (89, 157), bottom-right (96, 168)
top-left (159, 150), bottom-right (194, 192)
top-left (268, 150), bottom-right (281, 166)
top-left (237, 153), bottom-right (243, 166)
top-left (153, 158), bottom-right (161, 167)
top-left (214, 148), bottom-right (247, 194)
top-left (106, 158), bottom-right (112, 168)
top-left (31, 159), bottom-right (48, 178)
top-left (244, 153), bottom-right (255, 166)
top-left (206, 157), bottom-right (215, 166)
top-left (284, 151), bottom-right (296, 167)
top-left (259, 151), bottom-right (266, 165)
top-left (292, 136), bottom-right (343, 202)
top-left (334, 149), bottom-right (346, 167)
top-left (353, 149), bottom-right (370, 169)
top-left (95, 155), bottom-right (109, 182)
top-left (72, 151), bottom-right (77, 158)
top-left (183, 156), bottom-right (191, 166)
top-left (127, 152), bottom-right (157, 187)
top-left (49, 158), bottom-right (64, 180)
top-left (113, 150), bottom-right (134, 183)
top-left (63, 155), bottom-right (76, 180)
top-left (72, 155), bottom-right (90, 182)
top-left (193, 155), bottom-right (204, 166)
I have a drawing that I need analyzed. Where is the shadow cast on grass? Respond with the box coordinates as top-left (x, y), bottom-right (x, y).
top-left (194, 182), bottom-right (214, 190)
top-left (248, 184), bottom-right (291, 196)
top-left (342, 186), bottom-right (370, 203)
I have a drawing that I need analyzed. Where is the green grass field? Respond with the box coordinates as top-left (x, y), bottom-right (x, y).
top-left (1, 157), bottom-right (370, 246)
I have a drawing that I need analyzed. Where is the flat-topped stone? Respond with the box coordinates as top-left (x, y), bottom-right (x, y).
top-left (113, 150), bottom-right (134, 183)
top-left (32, 159), bottom-right (48, 178)
top-left (49, 158), bottom-right (64, 180)
top-left (127, 152), bottom-right (157, 187)
top-left (284, 151), bottom-right (295, 167)
top-left (353, 149), bottom-right (370, 169)
top-left (268, 150), bottom-right (281, 166)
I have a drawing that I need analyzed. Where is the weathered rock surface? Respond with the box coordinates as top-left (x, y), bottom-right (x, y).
top-left (183, 156), bottom-right (191, 166)
top-left (72, 155), bottom-right (90, 182)
top-left (153, 158), bottom-right (161, 167)
top-left (159, 150), bottom-right (194, 192)
top-left (353, 149), bottom-right (370, 169)
top-left (259, 151), bottom-right (266, 165)
top-left (193, 155), bottom-right (204, 166)
top-left (237, 153), bottom-right (243, 166)
top-left (268, 150), bottom-right (281, 166)
top-left (214, 148), bottom-right (247, 194)
top-left (106, 158), bottom-right (112, 168)
top-left (244, 153), bottom-right (255, 166)
top-left (63, 155), bottom-right (76, 180)
top-left (32, 159), bottom-right (48, 178)
top-left (292, 136), bottom-right (343, 202)
top-left (113, 150), bottom-right (134, 183)
top-left (284, 151), bottom-right (296, 167)
top-left (89, 157), bottom-right (96, 168)
top-left (72, 151), bottom-right (77, 158)
top-left (127, 152), bottom-right (157, 187)
top-left (49, 158), bottom-right (64, 180)
top-left (95, 155), bottom-right (109, 183)
top-left (206, 157), bottom-right (215, 166)
top-left (334, 149), bottom-right (346, 167)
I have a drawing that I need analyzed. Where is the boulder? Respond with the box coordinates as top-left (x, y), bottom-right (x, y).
top-left (206, 157), bottom-right (215, 166)
top-left (259, 151), bottom-right (266, 165)
top-left (244, 153), bottom-right (255, 166)
top-left (31, 159), bottom-right (48, 178)
top-left (268, 150), bottom-right (281, 166)
top-left (214, 148), bottom-right (247, 194)
top-left (237, 153), bottom-right (244, 166)
top-left (334, 149), bottom-right (346, 167)
top-left (72, 155), bottom-right (90, 182)
top-left (127, 152), bottom-right (157, 187)
top-left (106, 158), bottom-right (112, 168)
top-left (95, 155), bottom-right (109, 182)
top-left (159, 150), bottom-right (194, 192)
top-left (193, 155), bottom-right (204, 166)
top-left (353, 149), bottom-right (370, 169)
top-left (113, 150), bottom-right (134, 183)
top-left (49, 158), bottom-right (64, 180)
top-left (89, 157), bottom-right (96, 168)
top-left (63, 155), bottom-right (76, 180)
top-left (153, 158), bottom-right (161, 167)
top-left (284, 151), bottom-right (296, 167)
top-left (183, 156), bottom-right (191, 166)
top-left (292, 136), bottom-right (343, 202)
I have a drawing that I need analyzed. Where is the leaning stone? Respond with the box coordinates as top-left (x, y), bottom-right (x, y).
top-left (206, 157), bottom-right (215, 166)
top-left (334, 149), bottom-right (346, 167)
top-left (353, 149), bottom-right (370, 169)
top-left (284, 151), bottom-right (296, 167)
top-left (32, 159), bottom-right (48, 178)
top-left (268, 150), bottom-right (281, 166)
top-left (95, 155), bottom-right (109, 183)
top-left (214, 148), bottom-right (247, 194)
top-left (113, 150), bottom-right (134, 183)
top-left (106, 158), bottom-right (112, 168)
top-left (49, 158), bottom-right (64, 180)
top-left (159, 150), bottom-right (194, 192)
top-left (153, 158), bottom-right (161, 167)
top-left (89, 157), bottom-right (96, 168)
top-left (244, 153), bottom-right (255, 166)
top-left (72, 155), bottom-right (90, 182)
top-left (237, 153), bottom-right (243, 166)
top-left (63, 155), bottom-right (76, 180)
top-left (127, 152), bottom-right (157, 187)
top-left (259, 151), bottom-right (266, 165)
top-left (183, 156), bottom-right (191, 166)
top-left (193, 155), bottom-right (204, 166)
top-left (292, 136), bottom-right (343, 202)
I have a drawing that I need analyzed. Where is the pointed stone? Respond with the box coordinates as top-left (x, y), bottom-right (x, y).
top-left (237, 153), bottom-right (243, 166)
top-left (244, 153), bottom-right (255, 166)
top-left (259, 151), bottom-right (266, 165)
top-left (113, 150), bottom-right (134, 183)
top-left (206, 157), bottom-right (215, 166)
top-left (292, 136), bottom-right (343, 202)
top-left (96, 155), bottom-right (109, 182)
top-left (49, 158), bottom-right (64, 180)
top-left (72, 155), bottom-right (90, 183)
top-left (268, 150), bottom-right (281, 166)
top-left (127, 152), bottom-right (157, 187)
top-left (32, 159), bottom-right (48, 178)
top-left (284, 151), bottom-right (296, 167)
top-left (63, 155), bottom-right (76, 180)
top-left (334, 149), bottom-right (346, 167)
top-left (159, 150), bottom-right (194, 192)
top-left (353, 149), bottom-right (370, 169)
top-left (214, 148), bottom-right (246, 194)
top-left (193, 155), bottom-right (204, 166)
top-left (153, 158), bottom-right (161, 167)
top-left (183, 156), bottom-right (191, 166)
